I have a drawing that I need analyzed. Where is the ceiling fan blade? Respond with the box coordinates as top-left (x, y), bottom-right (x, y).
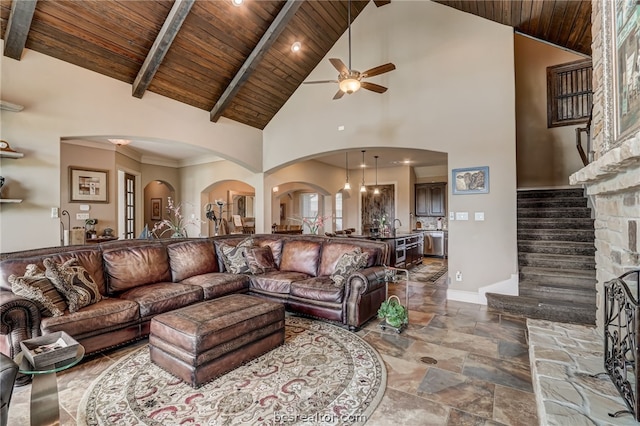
top-left (333, 89), bottom-right (346, 100)
top-left (373, 0), bottom-right (391, 6)
top-left (329, 58), bottom-right (349, 75)
top-left (303, 80), bottom-right (339, 84)
top-left (361, 63), bottom-right (396, 78)
top-left (361, 82), bottom-right (388, 94)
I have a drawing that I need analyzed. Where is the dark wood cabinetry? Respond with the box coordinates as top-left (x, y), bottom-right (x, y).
top-left (415, 183), bottom-right (446, 217)
top-left (387, 234), bottom-right (423, 268)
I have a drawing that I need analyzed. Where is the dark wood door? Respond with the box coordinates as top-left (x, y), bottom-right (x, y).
top-left (124, 173), bottom-right (135, 239)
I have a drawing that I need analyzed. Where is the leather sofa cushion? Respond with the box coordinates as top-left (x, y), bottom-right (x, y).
top-left (40, 297), bottom-right (140, 336)
top-left (245, 246), bottom-right (277, 274)
top-left (279, 240), bottom-right (321, 276)
top-left (118, 282), bottom-right (203, 318)
top-left (167, 240), bottom-right (218, 282)
top-left (250, 271), bottom-right (310, 294)
top-left (318, 242), bottom-right (371, 277)
top-left (180, 273), bottom-right (250, 299)
top-left (103, 244), bottom-right (171, 294)
top-left (290, 277), bottom-right (344, 303)
top-left (254, 238), bottom-right (284, 267)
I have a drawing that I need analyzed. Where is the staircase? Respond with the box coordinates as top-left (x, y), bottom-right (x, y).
top-left (486, 188), bottom-right (596, 325)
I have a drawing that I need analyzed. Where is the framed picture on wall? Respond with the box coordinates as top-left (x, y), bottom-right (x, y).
top-left (69, 167), bottom-right (109, 203)
top-left (613, 1), bottom-right (640, 140)
top-left (452, 166), bottom-right (489, 195)
top-left (151, 198), bottom-right (162, 220)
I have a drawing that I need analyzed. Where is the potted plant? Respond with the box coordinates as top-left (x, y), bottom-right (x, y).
top-left (377, 295), bottom-right (408, 328)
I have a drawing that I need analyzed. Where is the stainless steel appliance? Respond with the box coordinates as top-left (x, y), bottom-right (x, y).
top-left (423, 230), bottom-right (444, 257)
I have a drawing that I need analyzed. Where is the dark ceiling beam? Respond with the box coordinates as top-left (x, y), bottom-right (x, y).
top-left (132, 0), bottom-right (195, 98)
top-left (3, 0), bottom-right (38, 60)
top-left (210, 0), bottom-right (303, 123)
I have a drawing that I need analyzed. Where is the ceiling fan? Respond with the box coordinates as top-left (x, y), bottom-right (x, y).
top-left (303, 0), bottom-right (396, 100)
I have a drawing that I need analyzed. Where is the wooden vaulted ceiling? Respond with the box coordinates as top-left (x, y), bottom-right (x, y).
top-left (0, 0), bottom-right (591, 130)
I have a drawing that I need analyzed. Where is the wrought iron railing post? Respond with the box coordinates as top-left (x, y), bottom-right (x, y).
top-left (604, 270), bottom-right (640, 420)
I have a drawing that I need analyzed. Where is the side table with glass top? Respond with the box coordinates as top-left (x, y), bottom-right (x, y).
top-left (15, 345), bottom-right (84, 426)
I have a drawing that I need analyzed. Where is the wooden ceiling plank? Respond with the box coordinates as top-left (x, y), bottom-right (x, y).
top-left (566, 1), bottom-right (592, 55)
top-left (510, 0), bottom-right (522, 27)
top-left (544, 0), bottom-right (568, 42)
top-left (3, 0), bottom-right (37, 60)
top-left (132, 0), bottom-right (195, 99)
top-left (557, 0), bottom-right (582, 47)
top-left (210, 0), bottom-right (302, 122)
top-left (519, 0), bottom-right (533, 30)
top-left (526, 0), bottom-right (545, 38)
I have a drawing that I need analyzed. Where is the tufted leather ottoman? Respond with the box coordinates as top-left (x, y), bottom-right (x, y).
top-left (149, 294), bottom-right (285, 388)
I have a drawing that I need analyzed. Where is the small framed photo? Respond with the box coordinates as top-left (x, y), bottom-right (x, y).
top-left (452, 166), bottom-right (489, 195)
top-left (69, 167), bottom-right (109, 203)
top-left (151, 198), bottom-right (162, 220)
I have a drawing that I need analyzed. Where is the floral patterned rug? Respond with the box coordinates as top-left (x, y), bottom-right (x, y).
top-left (77, 316), bottom-right (386, 425)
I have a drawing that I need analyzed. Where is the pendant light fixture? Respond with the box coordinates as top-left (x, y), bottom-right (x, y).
top-left (344, 152), bottom-right (351, 190)
top-left (360, 150), bottom-right (367, 193)
top-left (373, 155), bottom-right (380, 195)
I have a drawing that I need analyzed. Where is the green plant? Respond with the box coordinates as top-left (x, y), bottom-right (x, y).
top-left (377, 296), bottom-right (408, 328)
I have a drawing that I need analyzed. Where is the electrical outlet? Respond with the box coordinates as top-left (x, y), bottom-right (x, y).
top-left (455, 271), bottom-right (463, 281)
top-left (51, 207), bottom-right (59, 218)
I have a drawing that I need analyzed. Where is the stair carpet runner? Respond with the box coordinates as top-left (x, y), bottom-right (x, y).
top-left (486, 188), bottom-right (596, 325)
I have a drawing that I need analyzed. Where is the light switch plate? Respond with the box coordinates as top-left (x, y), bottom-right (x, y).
top-left (76, 213), bottom-right (90, 220)
top-left (456, 212), bottom-right (469, 221)
top-left (79, 204), bottom-right (90, 211)
top-left (449, 211), bottom-right (455, 220)
top-left (51, 207), bottom-right (59, 218)
top-left (475, 212), bottom-right (485, 221)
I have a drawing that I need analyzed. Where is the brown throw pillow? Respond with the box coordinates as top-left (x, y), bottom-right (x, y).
top-left (44, 258), bottom-right (102, 313)
top-left (219, 237), bottom-right (254, 274)
top-left (245, 246), bottom-right (278, 274)
top-left (330, 249), bottom-right (368, 287)
top-left (9, 270), bottom-right (67, 317)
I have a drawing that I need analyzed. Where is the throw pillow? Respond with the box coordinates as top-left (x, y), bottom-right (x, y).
top-left (43, 258), bottom-right (102, 313)
top-left (330, 249), bottom-right (369, 287)
top-left (245, 246), bottom-right (278, 274)
top-left (219, 237), bottom-right (254, 274)
top-left (9, 269), bottom-right (67, 317)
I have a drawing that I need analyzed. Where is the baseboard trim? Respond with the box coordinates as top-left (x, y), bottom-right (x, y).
top-left (447, 274), bottom-right (519, 306)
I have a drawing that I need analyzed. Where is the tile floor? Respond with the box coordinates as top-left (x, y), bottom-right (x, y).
top-left (8, 258), bottom-right (541, 425)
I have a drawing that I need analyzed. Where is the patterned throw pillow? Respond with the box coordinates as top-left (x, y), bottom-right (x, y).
top-left (245, 246), bottom-right (278, 275)
top-left (219, 237), bottom-right (254, 274)
top-left (330, 248), bottom-right (369, 287)
top-left (43, 258), bottom-right (102, 313)
top-left (9, 267), bottom-right (68, 317)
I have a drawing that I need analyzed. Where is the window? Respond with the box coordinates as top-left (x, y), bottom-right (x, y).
top-left (301, 193), bottom-right (318, 234)
top-left (547, 59), bottom-right (593, 127)
top-left (335, 192), bottom-right (343, 231)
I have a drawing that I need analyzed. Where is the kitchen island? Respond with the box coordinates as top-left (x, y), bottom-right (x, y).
top-left (348, 232), bottom-right (424, 268)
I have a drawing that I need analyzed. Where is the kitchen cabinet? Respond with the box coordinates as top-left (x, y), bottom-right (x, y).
top-left (381, 233), bottom-right (423, 268)
top-left (415, 183), bottom-right (446, 217)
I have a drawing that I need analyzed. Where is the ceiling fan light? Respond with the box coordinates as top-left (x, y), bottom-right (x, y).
top-left (231, 0), bottom-right (243, 6)
top-left (339, 78), bottom-right (361, 94)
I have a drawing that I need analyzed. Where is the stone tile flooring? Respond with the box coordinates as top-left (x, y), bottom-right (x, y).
top-left (6, 258), bottom-right (547, 425)
top-left (528, 319), bottom-right (638, 425)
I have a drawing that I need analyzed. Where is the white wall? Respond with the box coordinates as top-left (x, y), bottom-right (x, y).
top-left (265, 1), bottom-right (518, 299)
top-left (0, 40), bottom-right (262, 251)
top-left (515, 34), bottom-right (587, 188)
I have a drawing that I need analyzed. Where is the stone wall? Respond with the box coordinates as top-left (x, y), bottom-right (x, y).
top-left (570, 0), bottom-right (640, 330)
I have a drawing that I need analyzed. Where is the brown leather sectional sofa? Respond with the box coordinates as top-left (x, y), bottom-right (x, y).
top-left (0, 234), bottom-right (390, 359)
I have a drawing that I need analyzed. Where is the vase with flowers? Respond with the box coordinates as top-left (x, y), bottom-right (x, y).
top-left (290, 213), bottom-right (332, 235)
top-left (151, 197), bottom-right (203, 238)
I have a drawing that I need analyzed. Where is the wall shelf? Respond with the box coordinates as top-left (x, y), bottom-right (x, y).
top-left (0, 199), bottom-right (23, 203)
top-left (0, 151), bottom-right (24, 159)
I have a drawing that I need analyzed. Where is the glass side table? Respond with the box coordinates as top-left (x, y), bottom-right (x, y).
top-left (380, 267), bottom-right (410, 333)
top-left (15, 345), bottom-right (85, 426)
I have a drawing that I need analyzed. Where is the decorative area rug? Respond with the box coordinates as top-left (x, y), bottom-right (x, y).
top-left (78, 316), bottom-right (386, 425)
top-left (408, 264), bottom-right (448, 283)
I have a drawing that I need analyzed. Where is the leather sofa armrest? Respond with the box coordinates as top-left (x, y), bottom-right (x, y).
top-left (343, 266), bottom-right (387, 328)
top-left (0, 291), bottom-right (42, 358)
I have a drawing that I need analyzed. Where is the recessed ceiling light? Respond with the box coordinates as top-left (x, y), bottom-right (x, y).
top-left (291, 41), bottom-right (301, 53)
top-left (108, 138), bottom-right (131, 146)
top-left (231, 0), bottom-right (243, 6)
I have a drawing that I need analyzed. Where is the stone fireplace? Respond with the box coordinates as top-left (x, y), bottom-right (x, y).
top-left (570, 0), bottom-right (640, 332)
